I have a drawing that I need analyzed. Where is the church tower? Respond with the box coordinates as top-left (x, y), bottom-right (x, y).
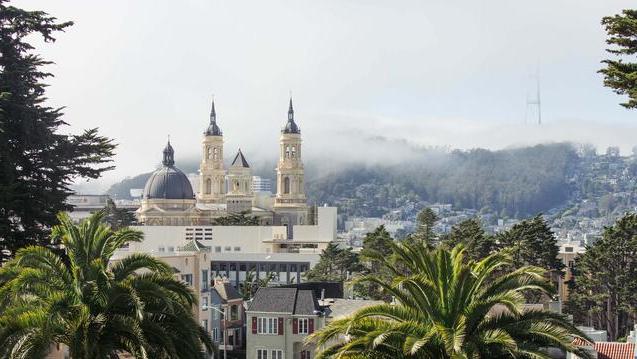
top-left (274, 98), bottom-right (307, 227)
top-left (198, 99), bottom-right (226, 204)
top-left (226, 149), bottom-right (254, 213)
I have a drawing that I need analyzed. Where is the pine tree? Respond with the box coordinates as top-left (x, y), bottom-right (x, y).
top-left (0, 1), bottom-right (115, 262)
top-left (305, 242), bottom-right (360, 282)
top-left (566, 213), bottom-right (637, 341)
top-left (406, 207), bottom-right (439, 247)
top-left (358, 225), bottom-right (394, 300)
top-left (441, 217), bottom-right (496, 260)
top-left (102, 198), bottom-right (137, 230)
top-left (599, 9), bottom-right (637, 109)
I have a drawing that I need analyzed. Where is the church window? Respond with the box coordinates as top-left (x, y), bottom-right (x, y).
top-left (206, 146), bottom-right (212, 160)
top-left (291, 145), bottom-right (296, 158)
top-left (213, 147), bottom-right (219, 160)
top-left (205, 178), bottom-right (212, 194)
top-left (285, 145), bottom-right (291, 158)
top-left (284, 177), bottom-right (290, 194)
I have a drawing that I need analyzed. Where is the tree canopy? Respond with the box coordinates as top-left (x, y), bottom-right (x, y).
top-left (0, 1), bottom-right (116, 262)
top-left (0, 211), bottom-right (214, 358)
top-left (309, 242), bottom-right (593, 359)
top-left (600, 9), bottom-right (637, 109)
top-left (566, 213), bottom-right (637, 341)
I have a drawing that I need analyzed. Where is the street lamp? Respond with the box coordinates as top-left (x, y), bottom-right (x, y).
top-left (209, 305), bottom-right (227, 359)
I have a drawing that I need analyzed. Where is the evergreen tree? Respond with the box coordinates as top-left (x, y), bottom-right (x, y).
top-left (305, 242), bottom-right (360, 282)
top-left (103, 198), bottom-right (137, 230)
top-left (0, 1), bottom-right (115, 262)
top-left (358, 225), bottom-right (394, 300)
top-left (566, 213), bottom-right (637, 341)
top-left (497, 215), bottom-right (563, 272)
top-left (405, 207), bottom-right (439, 247)
top-left (440, 217), bottom-right (496, 260)
top-left (599, 9), bottom-right (637, 109)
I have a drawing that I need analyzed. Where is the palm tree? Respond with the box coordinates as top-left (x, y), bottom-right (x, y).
top-left (309, 242), bottom-right (593, 359)
top-left (0, 211), bottom-right (214, 358)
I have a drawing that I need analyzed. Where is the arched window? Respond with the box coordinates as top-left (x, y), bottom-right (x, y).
top-left (284, 177), bottom-right (290, 194)
top-left (291, 145), bottom-right (296, 158)
top-left (285, 145), bottom-right (291, 158)
top-left (205, 178), bottom-right (212, 194)
top-left (206, 146), bottom-right (212, 160)
top-left (213, 147), bottom-right (219, 160)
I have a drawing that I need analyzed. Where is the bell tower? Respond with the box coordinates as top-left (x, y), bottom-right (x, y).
top-left (275, 98), bottom-right (307, 226)
top-left (198, 99), bottom-right (226, 204)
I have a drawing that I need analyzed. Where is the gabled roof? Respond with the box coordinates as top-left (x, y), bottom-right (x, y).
top-left (231, 149), bottom-right (250, 168)
top-left (178, 239), bottom-right (209, 252)
top-left (213, 282), bottom-right (243, 302)
top-left (247, 287), bottom-right (319, 315)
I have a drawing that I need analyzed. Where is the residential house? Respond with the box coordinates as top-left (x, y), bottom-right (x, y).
top-left (210, 278), bottom-right (246, 355)
top-left (246, 288), bottom-right (323, 359)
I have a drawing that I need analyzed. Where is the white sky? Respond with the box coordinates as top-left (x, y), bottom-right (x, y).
top-left (11, 0), bottom-right (637, 190)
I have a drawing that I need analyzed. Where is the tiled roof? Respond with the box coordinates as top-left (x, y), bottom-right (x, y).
top-left (247, 287), bottom-right (319, 315)
top-left (595, 342), bottom-right (635, 359)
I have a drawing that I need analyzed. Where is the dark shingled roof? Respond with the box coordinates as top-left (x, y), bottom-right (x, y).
top-left (231, 149), bottom-right (250, 168)
top-left (213, 282), bottom-right (243, 303)
top-left (247, 287), bottom-right (319, 314)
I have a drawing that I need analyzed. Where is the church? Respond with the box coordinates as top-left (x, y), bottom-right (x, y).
top-left (136, 98), bottom-right (311, 233)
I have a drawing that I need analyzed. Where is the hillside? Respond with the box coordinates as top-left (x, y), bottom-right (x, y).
top-left (107, 143), bottom-right (580, 218)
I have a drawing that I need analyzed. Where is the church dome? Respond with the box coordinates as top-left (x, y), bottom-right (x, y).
top-left (143, 141), bottom-right (195, 200)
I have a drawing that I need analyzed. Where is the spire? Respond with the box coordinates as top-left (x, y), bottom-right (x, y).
top-left (283, 97), bottom-right (300, 134)
top-left (210, 97), bottom-right (216, 123)
top-left (288, 97), bottom-right (294, 121)
top-left (204, 97), bottom-right (223, 136)
top-left (162, 138), bottom-right (175, 167)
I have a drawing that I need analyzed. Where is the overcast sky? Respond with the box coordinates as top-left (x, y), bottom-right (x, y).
top-left (12, 0), bottom-right (637, 190)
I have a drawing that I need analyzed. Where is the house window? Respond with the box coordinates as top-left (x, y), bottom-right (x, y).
top-left (257, 317), bottom-right (278, 335)
top-left (215, 246), bottom-right (222, 253)
top-left (271, 349), bottom-right (283, 359)
top-left (231, 304), bottom-right (239, 321)
top-left (234, 246), bottom-right (241, 252)
top-left (213, 328), bottom-right (218, 341)
top-left (298, 318), bottom-right (309, 334)
top-left (257, 349), bottom-right (268, 359)
top-left (224, 246), bottom-right (231, 252)
top-left (202, 270), bottom-right (209, 290)
top-left (202, 297), bottom-right (208, 310)
top-left (301, 350), bottom-right (310, 359)
top-left (181, 274), bottom-right (193, 286)
top-left (167, 246), bottom-right (174, 252)
top-left (158, 246), bottom-right (165, 252)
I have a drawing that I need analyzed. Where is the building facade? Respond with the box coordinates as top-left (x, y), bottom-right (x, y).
top-left (246, 288), bottom-right (323, 359)
top-left (136, 98), bottom-right (310, 230)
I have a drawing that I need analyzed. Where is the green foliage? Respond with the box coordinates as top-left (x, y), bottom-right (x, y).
top-left (599, 9), bottom-right (637, 109)
top-left (211, 211), bottom-right (259, 225)
top-left (0, 211), bottom-right (214, 358)
top-left (309, 243), bottom-right (593, 359)
top-left (308, 143), bottom-right (578, 219)
top-left (239, 269), bottom-right (276, 300)
top-left (406, 208), bottom-right (439, 247)
top-left (103, 198), bottom-right (137, 230)
top-left (566, 213), bottom-right (637, 341)
top-left (358, 226), bottom-right (395, 300)
top-left (0, 1), bottom-right (116, 262)
top-left (497, 215), bottom-right (563, 272)
top-left (440, 217), bottom-right (497, 261)
top-left (305, 242), bottom-right (361, 282)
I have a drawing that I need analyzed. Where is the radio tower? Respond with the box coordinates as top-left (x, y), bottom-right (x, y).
top-left (525, 64), bottom-right (542, 125)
